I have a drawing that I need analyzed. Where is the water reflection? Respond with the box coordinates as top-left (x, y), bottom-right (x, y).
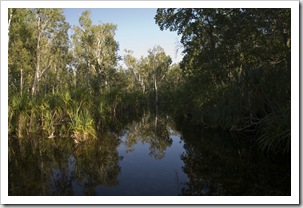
top-left (175, 118), bottom-right (291, 196)
top-left (9, 135), bottom-right (71, 195)
top-left (9, 132), bottom-right (123, 195)
top-left (8, 111), bottom-right (185, 196)
top-left (8, 111), bottom-right (290, 196)
top-left (72, 134), bottom-right (122, 195)
top-left (124, 112), bottom-right (172, 159)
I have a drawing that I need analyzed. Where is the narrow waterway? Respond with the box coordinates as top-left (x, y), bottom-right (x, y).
top-left (8, 111), bottom-right (290, 196)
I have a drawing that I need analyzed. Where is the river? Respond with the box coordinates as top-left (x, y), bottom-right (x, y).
top-left (8, 111), bottom-right (290, 196)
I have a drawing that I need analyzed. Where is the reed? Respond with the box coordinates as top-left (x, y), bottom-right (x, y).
top-left (257, 105), bottom-right (290, 154)
top-left (68, 109), bottom-right (96, 143)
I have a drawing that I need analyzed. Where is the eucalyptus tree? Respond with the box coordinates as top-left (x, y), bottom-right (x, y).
top-left (72, 10), bottom-right (119, 92)
top-left (71, 10), bottom-right (92, 88)
top-left (8, 9), bottom-right (35, 96)
top-left (146, 46), bottom-right (172, 105)
top-left (123, 47), bottom-right (172, 105)
top-left (44, 19), bottom-right (70, 94)
top-left (31, 8), bottom-right (69, 96)
top-left (124, 50), bottom-right (147, 93)
top-left (8, 8), bottom-right (14, 43)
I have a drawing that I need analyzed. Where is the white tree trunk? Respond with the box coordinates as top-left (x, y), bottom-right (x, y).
top-left (20, 69), bottom-right (23, 96)
top-left (8, 9), bottom-right (13, 43)
top-left (32, 16), bottom-right (41, 96)
top-left (154, 74), bottom-right (158, 104)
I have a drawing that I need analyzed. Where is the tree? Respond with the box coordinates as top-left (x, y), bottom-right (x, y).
top-left (123, 46), bottom-right (172, 107)
top-left (147, 46), bottom-right (172, 105)
top-left (48, 20), bottom-right (70, 94)
top-left (8, 8), bottom-right (14, 43)
top-left (155, 9), bottom-right (291, 152)
top-left (31, 9), bottom-right (69, 96)
top-left (8, 9), bottom-right (35, 96)
top-left (72, 10), bottom-right (119, 92)
top-left (124, 50), bottom-right (146, 93)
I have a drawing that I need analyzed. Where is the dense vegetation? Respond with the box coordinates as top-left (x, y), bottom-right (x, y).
top-left (8, 8), bottom-right (290, 154)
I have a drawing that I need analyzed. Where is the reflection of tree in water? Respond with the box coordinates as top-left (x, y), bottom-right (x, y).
top-left (9, 135), bottom-right (73, 195)
top-left (9, 108), bottom-right (174, 195)
top-left (9, 130), bottom-right (123, 196)
top-left (47, 139), bottom-right (75, 195)
top-left (176, 119), bottom-right (291, 196)
top-left (8, 106), bottom-right (142, 196)
top-left (73, 132), bottom-right (122, 195)
top-left (124, 112), bottom-right (172, 160)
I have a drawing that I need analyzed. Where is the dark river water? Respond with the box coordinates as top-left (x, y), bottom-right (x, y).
top-left (8, 112), bottom-right (291, 196)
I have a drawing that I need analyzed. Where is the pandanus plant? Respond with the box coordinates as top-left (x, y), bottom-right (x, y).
top-left (68, 108), bottom-right (96, 143)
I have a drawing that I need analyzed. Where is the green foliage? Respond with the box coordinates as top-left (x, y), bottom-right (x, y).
top-left (8, 8), bottom-right (291, 155)
top-left (9, 94), bottom-right (31, 137)
top-left (257, 104), bottom-right (291, 154)
top-left (155, 8), bottom-right (291, 153)
top-left (72, 10), bottom-right (119, 89)
top-left (69, 109), bottom-right (96, 142)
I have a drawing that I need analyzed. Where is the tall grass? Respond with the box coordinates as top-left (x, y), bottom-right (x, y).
top-left (68, 109), bottom-right (96, 142)
top-left (257, 104), bottom-right (290, 154)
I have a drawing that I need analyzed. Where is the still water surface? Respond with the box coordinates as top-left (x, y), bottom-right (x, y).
top-left (8, 112), bottom-right (290, 196)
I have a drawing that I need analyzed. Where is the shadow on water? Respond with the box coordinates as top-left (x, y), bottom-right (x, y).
top-left (174, 116), bottom-right (291, 196)
top-left (8, 109), bottom-right (290, 196)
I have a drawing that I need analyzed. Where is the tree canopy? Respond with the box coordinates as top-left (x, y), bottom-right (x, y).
top-left (155, 8), bottom-right (291, 153)
top-left (8, 8), bottom-right (291, 154)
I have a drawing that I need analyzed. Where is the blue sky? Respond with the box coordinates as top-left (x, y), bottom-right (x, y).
top-left (63, 8), bottom-right (183, 66)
